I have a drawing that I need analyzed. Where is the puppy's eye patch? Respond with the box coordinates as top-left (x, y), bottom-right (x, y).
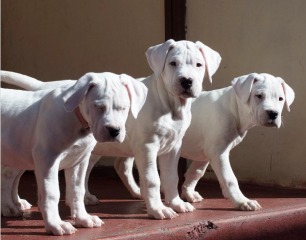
top-left (170, 61), bottom-right (176, 67)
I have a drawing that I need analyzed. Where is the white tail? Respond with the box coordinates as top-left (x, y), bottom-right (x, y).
top-left (1, 71), bottom-right (43, 90)
top-left (1, 71), bottom-right (74, 91)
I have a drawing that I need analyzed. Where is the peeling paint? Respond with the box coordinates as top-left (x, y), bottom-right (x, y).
top-left (185, 221), bottom-right (218, 239)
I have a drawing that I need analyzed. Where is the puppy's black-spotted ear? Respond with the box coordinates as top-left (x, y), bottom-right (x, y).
top-left (195, 41), bottom-right (222, 85)
top-left (232, 73), bottom-right (263, 105)
top-left (145, 39), bottom-right (176, 79)
top-left (120, 74), bottom-right (148, 119)
top-left (63, 72), bottom-right (97, 112)
top-left (277, 77), bottom-right (295, 112)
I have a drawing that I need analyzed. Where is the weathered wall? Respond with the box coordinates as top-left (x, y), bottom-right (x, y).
top-left (2, 0), bottom-right (164, 80)
top-left (186, 0), bottom-right (306, 189)
top-left (1, 0), bottom-right (165, 166)
top-left (2, 0), bottom-right (305, 188)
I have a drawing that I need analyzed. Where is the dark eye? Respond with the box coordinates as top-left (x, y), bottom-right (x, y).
top-left (256, 94), bottom-right (262, 99)
top-left (197, 63), bottom-right (202, 67)
top-left (95, 104), bottom-right (106, 112)
top-left (279, 97), bottom-right (284, 101)
top-left (170, 61), bottom-right (176, 67)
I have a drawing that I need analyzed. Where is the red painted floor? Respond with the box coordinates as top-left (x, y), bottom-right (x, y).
top-left (1, 173), bottom-right (306, 240)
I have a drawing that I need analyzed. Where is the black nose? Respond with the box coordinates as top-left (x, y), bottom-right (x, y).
top-left (267, 110), bottom-right (278, 120)
top-left (181, 77), bottom-right (193, 90)
top-left (107, 126), bottom-right (120, 138)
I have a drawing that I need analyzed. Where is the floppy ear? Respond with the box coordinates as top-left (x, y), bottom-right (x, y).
top-left (231, 73), bottom-right (263, 105)
top-left (195, 41), bottom-right (222, 84)
top-left (120, 74), bottom-right (148, 119)
top-left (277, 77), bottom-right (295, 112)
top-left (145, 39), bottom-right (176, 78)
top-left (63, 72), bottom-right (97, 112)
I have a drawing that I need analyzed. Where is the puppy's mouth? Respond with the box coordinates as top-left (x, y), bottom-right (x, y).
top-left (180, 89), bottom-right (196, 99)
top-left (111, 136), bottom-right (124, 143)
top-left (95, 134), bottom-right (123, 143)
top-left (263, 119), bottom-right (278, 128)
top-left (92, 128), bottom-right (125, 143)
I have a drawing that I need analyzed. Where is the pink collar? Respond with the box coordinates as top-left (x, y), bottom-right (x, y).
top-left (74, 106), bottom-right (90, 130)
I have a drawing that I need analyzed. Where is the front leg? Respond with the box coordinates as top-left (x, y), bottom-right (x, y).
top-left (210, 153), bottom-right (261, 211)
top-left (159, 144), bottom-right (195, 213)
top-left (34, 152), bottom-right (76, 235)
top-left (65, 157), bottom-right (103, 228)
top-left (181, 160), bottom-right (209, 203)
top-left (134, 146), bottom-right (178, 219)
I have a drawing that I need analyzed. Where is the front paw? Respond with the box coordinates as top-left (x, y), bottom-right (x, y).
top-left (234, 198), bottom-right (262, 211)
top-left (147, 205), bottom-right (178, 220)
top-left (75, 214), bottom-right (104, 228)
top-left (181, 187), bottom-right (203, 203)
top-left (2, 204), bottom-right (23, 217)
top-left (45, 221), bottom-right (77, 235)
top-left (168, 197), bottom-right (195, 213)
top-left (84, 193), bottom-right (99, 206)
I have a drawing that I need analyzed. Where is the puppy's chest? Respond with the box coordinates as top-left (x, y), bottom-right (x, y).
top-left (156, 113), bottom-right (191, 153)
top-left (60, 135), bottom-right (96, 168)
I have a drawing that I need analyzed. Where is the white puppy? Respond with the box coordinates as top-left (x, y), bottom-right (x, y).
top-left (114, 73), bottom-right (295, 211)
top-left (1, 71), bottom-right (147, 235)
top-left (85, 40), bottom-right (221, 219)
top-left (2, 40), bottom-right (222, 220)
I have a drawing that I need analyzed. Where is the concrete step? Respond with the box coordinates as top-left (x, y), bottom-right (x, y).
top-left (1, 173), bottom-right (306, 240)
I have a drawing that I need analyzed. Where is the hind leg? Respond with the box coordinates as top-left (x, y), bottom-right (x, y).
top-left (181, 160), bottom-right (209, 203)
top-left (11, 169), bottom-right (32, 210)
top-left (114, 157), bottom-right (141, 198)
top-left (84, 154), bottom-right (100, 205)
top-left (1, 166), bottom-right (23, 217)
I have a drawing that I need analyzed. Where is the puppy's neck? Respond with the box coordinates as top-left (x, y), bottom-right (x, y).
top-left (231, 89), bottom-right (255, 136)
top-left (76, 103), bottom-right (91, 130)
top-left (154, 74), bottom-right (191, 120)
top-left (75, 106), bottom-right (90, 130)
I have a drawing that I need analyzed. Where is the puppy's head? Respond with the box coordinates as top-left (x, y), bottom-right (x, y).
top-left (232, 73), bottom-right (295, 128)
top-left (62, 72), bottom-right (147, 143)
top-left (145, 40), bottom-right (221, 99)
